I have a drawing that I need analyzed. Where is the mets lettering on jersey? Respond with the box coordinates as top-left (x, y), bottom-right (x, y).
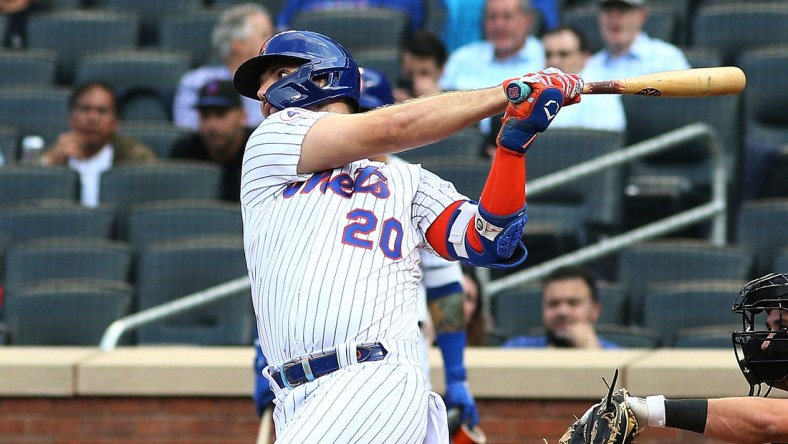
top-left (283, 166), bottom-right (400, 256)
top-left (241, 108), bottom-right (466, 366)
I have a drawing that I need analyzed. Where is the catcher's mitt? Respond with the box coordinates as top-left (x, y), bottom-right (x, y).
top-left (558, 370), bottom-right (642, 444)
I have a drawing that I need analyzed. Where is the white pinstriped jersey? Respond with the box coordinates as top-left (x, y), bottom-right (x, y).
top-left (241, 108), bottom-right (467, 367)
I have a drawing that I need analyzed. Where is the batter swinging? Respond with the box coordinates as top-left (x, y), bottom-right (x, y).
top-left (233, 30), bottom-right (581, 443)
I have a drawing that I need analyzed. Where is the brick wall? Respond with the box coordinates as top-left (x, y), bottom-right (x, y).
top-left (0, 397), bottom-right (724, 443)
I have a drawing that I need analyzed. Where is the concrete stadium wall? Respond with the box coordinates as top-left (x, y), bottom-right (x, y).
top-left (0, 347), bottom-right (772, 443)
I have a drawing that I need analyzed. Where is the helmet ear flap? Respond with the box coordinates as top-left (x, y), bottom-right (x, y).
top-left (264, 64), bottom-right (319, 110)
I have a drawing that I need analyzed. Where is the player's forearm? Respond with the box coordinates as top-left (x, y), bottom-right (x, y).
top-left (428, 292), bottom-right (466, 335)
top-left (381, 87), bottom-right (505, 153)
top-left (299, 86), bottom-right (506, 173)
top-left (705, 398), bottom-right (788, 444)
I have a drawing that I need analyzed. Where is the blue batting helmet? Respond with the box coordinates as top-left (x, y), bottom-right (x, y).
top-left (233, 30), bottom-right (361, 111)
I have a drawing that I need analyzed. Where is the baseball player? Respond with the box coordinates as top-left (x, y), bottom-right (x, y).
top-left (561, 272), bottom-right (788, 444)
top-left (233, 30), bottom-right (581, 442)
top-left (248, 67), bottom-right (480, 436)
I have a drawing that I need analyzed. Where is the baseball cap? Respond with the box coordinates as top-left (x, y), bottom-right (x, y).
top-left (195, 80), bottom-right (242, 109)
top-left (358, 67), bottom-right (395, 111)
top-left (598, 0), bottom-right (645, 7)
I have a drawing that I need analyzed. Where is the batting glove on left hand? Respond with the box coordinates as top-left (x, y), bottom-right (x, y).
top-left (445, 380), bottom-right (480, 429)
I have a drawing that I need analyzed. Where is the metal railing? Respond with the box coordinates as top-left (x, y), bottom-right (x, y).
top-left (478, 122), bottom-right (728, 298)
top-left (99, 123), bottom-right (726, 350)
top-left (99, 276), bottom-right (250, 350)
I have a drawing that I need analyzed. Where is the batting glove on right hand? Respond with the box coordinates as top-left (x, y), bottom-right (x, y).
top-left (445, 379), bottom-right (480, 429)
top-left (497, 68), bottom-right (583, 154)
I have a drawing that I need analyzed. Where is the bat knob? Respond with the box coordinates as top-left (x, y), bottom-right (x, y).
top-left (505, 80), bottom-right (531, 104)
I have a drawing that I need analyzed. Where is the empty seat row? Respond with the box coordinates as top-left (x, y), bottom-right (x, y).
top-left (13, 5), bottom-right (405, 86)
top-left (0, 235), bottom-right (252, 346)
top-left (0, 197), bottom-right (241, 253)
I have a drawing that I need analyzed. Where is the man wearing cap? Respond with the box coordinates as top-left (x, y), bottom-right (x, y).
top-left (583, 0), bottom-right (689, 82)
top-left (170, 80), bottom-right (251, 202)
top-left (172, 3), bottom-right (274, 131)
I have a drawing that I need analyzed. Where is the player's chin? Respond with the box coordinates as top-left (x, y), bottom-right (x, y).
top-left (261, 100), bottom-right (273, 118)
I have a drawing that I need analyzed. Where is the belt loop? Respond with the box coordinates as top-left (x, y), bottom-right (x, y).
top-left (302, 359), bottom-right (315, 382)
top-left (335, 341), bottom-right (358, 369)
top-left (263, 364), bottom-right (285, 395)
top-left (280, 366), bottom-right (294, 390)
top-left (348, 341), bottom-right (359, 366)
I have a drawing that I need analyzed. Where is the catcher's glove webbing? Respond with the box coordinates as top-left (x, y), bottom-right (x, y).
top-left (558, 370), bottom-right (642, 444)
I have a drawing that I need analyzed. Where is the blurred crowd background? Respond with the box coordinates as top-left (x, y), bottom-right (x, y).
top-left (1, 0), bottom-right (787, 350)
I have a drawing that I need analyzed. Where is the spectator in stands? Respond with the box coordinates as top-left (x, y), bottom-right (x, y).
top-left (462, 267), bottom-right (490, 346)
top-left (439, 0), bottom-right (544, 92)
top-left (440, 0), bottom-right (544, 141)
top-left (482, 24), bottom-right (627, 156)
top-left (542, 24), bottom-right (625, 132)
top-left (170, 80), bottom-right (251, 202)
top-left (583, 0), bottom-right (689, 82)
top-left (1, 0), bottom-right (47, 48)
top-left (172, 3), bottom-right (273, 131)
top-left (439, 0), bottom-right (485, 54)
top-left (275, 0), bottom-right (426, 33)
top-left (440, 0), bottom-right (558, 54)
top-left (393, 30), bottom-right (447, 103)
top-left (42, 81), bottom-right (156, 207)
top-left (502, 265), bottom-right (619, 349)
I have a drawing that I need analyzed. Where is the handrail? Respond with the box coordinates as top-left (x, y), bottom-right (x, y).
top-left (100, 123), bottom-right (726, 350)
top-left (478, 122), bottom-right (727, 297)
top-left (99, 276), bottom-right (250, 350)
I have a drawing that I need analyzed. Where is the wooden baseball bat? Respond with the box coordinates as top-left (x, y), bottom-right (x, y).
top-left (581, 66), bottom-right (746, 97)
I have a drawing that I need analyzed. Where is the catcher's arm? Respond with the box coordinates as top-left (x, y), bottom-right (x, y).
top-left (627, 395), bottom-right (788, 443)
top-left (705, 397), bottom-right (788, 443)
top-left (557, 369), bottom-right (714, 444)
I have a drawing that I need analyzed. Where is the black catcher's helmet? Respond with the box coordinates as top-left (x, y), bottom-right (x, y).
top-left (732, 272), bottom-right (788, 396)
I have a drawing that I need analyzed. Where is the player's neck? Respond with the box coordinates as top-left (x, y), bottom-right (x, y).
top-left (316, 101), bottom-right (354, 114)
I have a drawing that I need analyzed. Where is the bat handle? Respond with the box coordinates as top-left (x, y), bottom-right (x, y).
top-left (505, 80), bottom-right (531, 104)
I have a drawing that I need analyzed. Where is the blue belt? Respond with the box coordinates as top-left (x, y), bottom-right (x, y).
top-left (271, 343), bottom-right (387, 389)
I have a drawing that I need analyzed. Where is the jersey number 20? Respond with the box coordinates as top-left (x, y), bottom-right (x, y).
top-left (342, 209), bottom-right (403, 260)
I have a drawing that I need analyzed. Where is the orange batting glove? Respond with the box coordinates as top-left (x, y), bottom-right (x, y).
top-left (496, 68), bottom-right (582, 153)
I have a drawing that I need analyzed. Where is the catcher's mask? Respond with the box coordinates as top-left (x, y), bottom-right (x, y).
top-left (732, 272), bottom-right (788, 396)
top-left (233, 30), bottom-right (360, 112)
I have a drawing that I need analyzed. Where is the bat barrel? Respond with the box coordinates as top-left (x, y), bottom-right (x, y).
top-left (581, 66), bottom-right (746, 97)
